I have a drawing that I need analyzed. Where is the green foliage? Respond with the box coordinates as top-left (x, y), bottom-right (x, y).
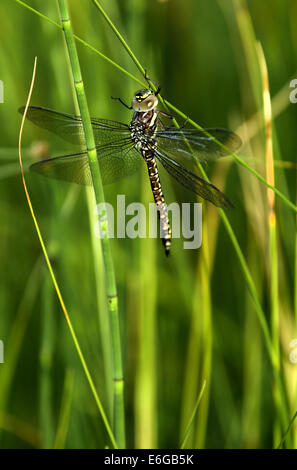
top-left (0, 0), bottom-right (296, 449)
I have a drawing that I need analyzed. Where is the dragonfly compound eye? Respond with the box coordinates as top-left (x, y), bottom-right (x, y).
top-left (132, 91), bottom-right (158, 112)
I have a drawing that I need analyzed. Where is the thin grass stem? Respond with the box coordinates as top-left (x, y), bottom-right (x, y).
top-left (91, 0), bottom-right (145, 75)
top-left (13, 0), bottom-right (144, 87)
top-left (194, 231), bottom-right (212, 449)
top-left (180, 380), bottom-right (206, 449)
top-left (277, 410), bottom-right (297, 449)
top-left (39, 272), bottom-right (56, 448)
top-left (54, 369), bottom-right (75, 449)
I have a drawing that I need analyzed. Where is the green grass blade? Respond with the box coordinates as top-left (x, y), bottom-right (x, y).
top-left (13, 0), bottom-right (144, 87)
top-left (277, 410), bottom-right (297, 449)
top-left (54, 369), bottom-right (75, 449)
top-left (39, 272), bottom-right (56, 448)
top-left (180, 380), bottom-right (206, 449)
top-left (91, 0), bottom-right (145, 75)
top-left (56, 0), bottom-right (125, 448)
top-left (0, 258), bottom-right (42, 437)
top-left (86, 188), bottom-right (113, 418)
top-left (256, 41), bottom-right (283, 446)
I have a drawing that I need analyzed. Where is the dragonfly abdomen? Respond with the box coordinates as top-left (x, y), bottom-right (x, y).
top-left (142, 149), bottom-right (172, 256)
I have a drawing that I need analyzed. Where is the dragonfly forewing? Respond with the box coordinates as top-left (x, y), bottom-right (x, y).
top-left (21, 106), bottom-right (142, 185)
top-left (156, 127), bottom-right (242, 163)
top-left (19, 106), bottom-right (132, 145)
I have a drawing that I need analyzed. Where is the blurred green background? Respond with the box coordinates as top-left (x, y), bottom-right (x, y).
top-left (0, 0), bottom-right (297, 449)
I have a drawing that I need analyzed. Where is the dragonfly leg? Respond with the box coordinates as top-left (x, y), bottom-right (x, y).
top-left (158, 110), bottom-right (174, 120)
top-left (144, 70), bottom-right (161, 96)
top-left (157, 110), bottom-right (174, 129)
top-left (111, 96), bottom-right (133, 110)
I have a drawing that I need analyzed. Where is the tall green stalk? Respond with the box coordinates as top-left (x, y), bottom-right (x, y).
top-left (256, 41), bottom-right (281, 446)
top-left (39, 271), bottom-right (56, 448)
top-left (57, 0), bottom-right (125, 448)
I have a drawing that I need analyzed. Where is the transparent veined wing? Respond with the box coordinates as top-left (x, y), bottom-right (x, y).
top-left (29, 142), bottom-right (142, 185)
top-left (21, 106), bottom-right (142, 185)
top-left (19, 106), bottom-right (132, 146)
top-left (155, 148), bottom-right (234, 210)
top-left (156, 126), bottom-right (242, 163)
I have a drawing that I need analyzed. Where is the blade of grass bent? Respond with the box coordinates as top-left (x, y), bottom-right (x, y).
top-left (18, 56), bottom-right (117, 449)
top-left (276, 410), bottom-right (297, 449)
top-left (180, 380), bottom-right (206, 449)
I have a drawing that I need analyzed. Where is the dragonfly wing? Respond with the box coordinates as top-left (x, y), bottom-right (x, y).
top-left (156, 127), bottom-right (242, 163)
top-left (19, 106), bottom-right (131, 145)
top-left (97, 141), bottom-right (142, 184)
top-left (155, 148), bottom-right (234, 210)
top-left (30, 152), bottom-right (92, 185)
top-left (30, 141), bottom-right (142, 185)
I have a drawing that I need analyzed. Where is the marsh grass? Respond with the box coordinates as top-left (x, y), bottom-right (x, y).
top-left (18, 56), bottom-right (117, 447)
top-left (256, 40), bottom-right (281, 446)
top-left (0, 0), bottom-right (296, 449)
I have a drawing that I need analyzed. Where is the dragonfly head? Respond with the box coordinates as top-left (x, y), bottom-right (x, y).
top-left (132, 89), bottom-right (158, 112)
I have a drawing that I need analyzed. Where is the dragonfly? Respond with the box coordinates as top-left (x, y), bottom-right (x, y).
top-left (20, 80), bottom-right (242, 256)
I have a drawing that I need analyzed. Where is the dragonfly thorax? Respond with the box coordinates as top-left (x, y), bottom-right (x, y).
top-left (129, 109), bottom-right (158, 152)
